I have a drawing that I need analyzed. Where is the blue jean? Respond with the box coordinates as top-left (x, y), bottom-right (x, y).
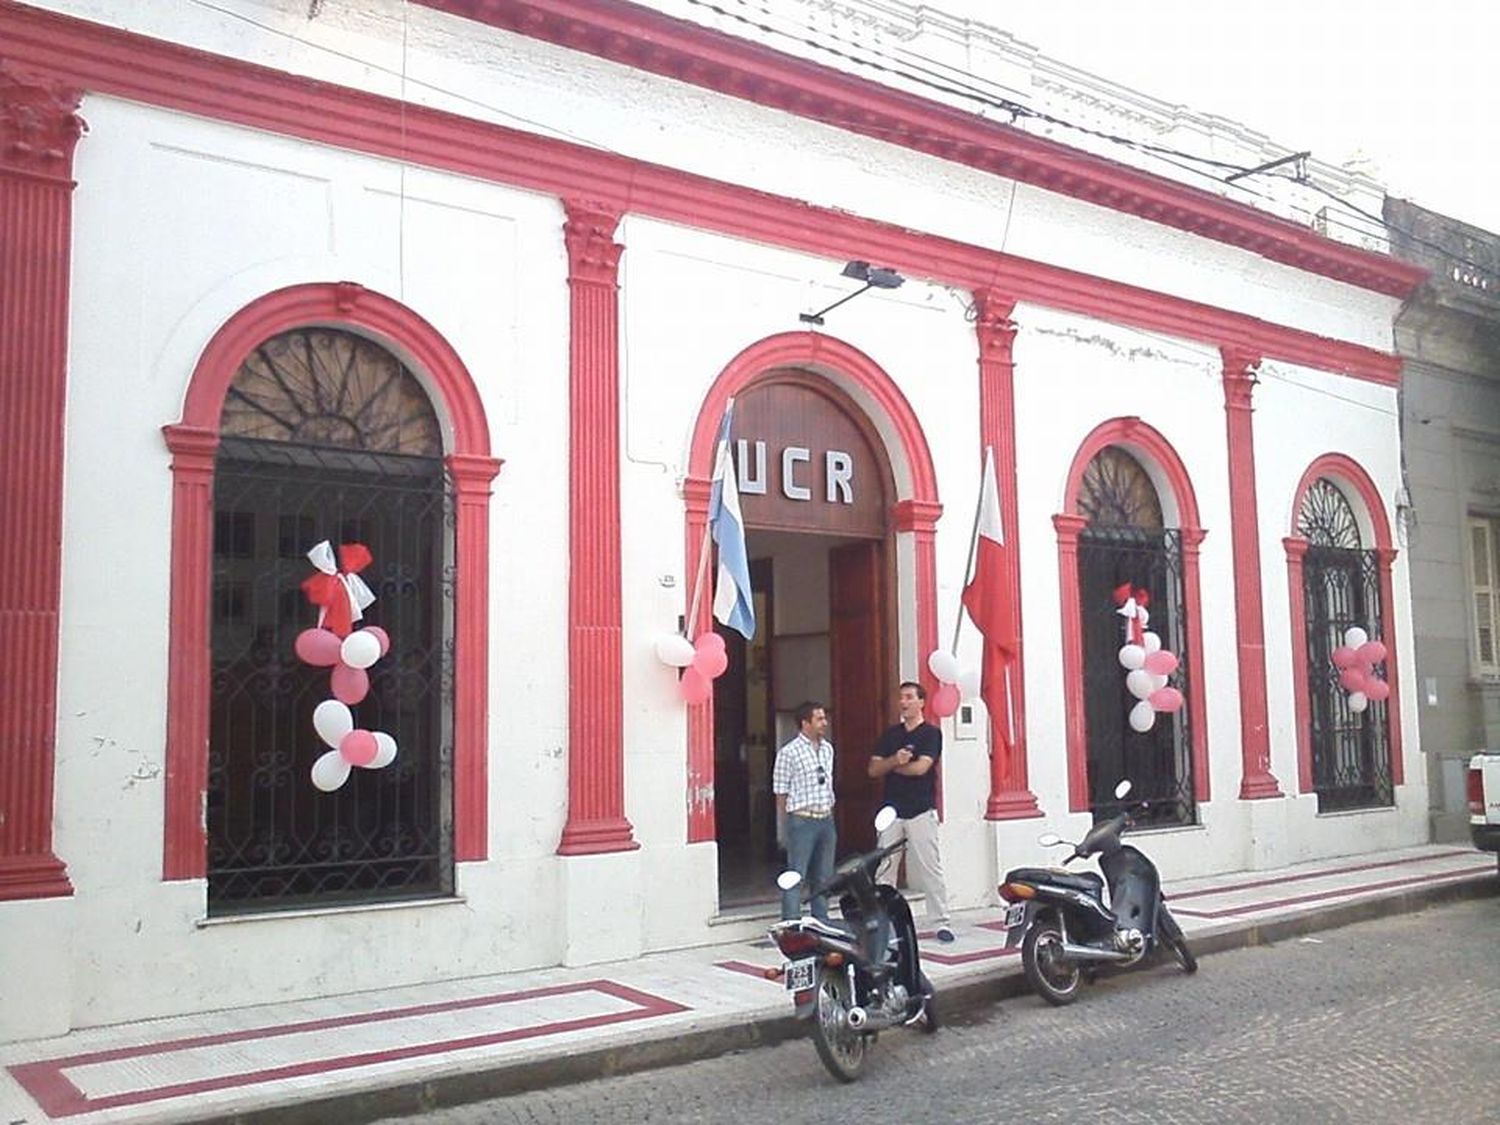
top-left (782, 814), bottom-right (836, 922)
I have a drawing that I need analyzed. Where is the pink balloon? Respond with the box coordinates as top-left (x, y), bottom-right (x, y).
top-left (1148, 686), bottom-right (1185, 713)
top-left (695, 631), bottom-right (726, 655)
top-left (1143, 650), bottom-right (1178, 676)
top-left (1331, 646), bottom-right (1358, 670)
top-left (929, 682), bottom-right (960, 719)
top-left (339, 729), bottom-right (379, 767)
top-left (1358, 641), bottom-right (1387, 666)
top-left (331, 663), bottom-right (370, 705)
top-left (679, 666), bottom-right (712, 705)
top-left (363, 625), bottom-right (391, 657)
top-left (1364, 678), bottom-right (1390, 702)
top-left (694, 646), bottom-right (729, 679)
top-left (1338, 668), bottom-right (1367, 694)
top-left (294, 628), bottom-right (342, 666)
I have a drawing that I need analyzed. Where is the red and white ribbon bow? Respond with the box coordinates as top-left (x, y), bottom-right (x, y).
top-left (300, 540), bottom-right (376, 637)
top-left (1113, 583), bottom-right (1150, 647)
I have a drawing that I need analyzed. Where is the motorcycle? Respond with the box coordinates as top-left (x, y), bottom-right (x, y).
top-left (768, 806), bottom-right (939, 1082)
top-left (999, 780), bottom-right (1197, 1006)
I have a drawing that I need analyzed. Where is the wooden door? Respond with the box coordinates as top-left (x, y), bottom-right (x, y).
top-left (829, 540), bottom-right (886, 853)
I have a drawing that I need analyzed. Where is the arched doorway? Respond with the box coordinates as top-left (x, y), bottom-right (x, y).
top-left (206, 327), bottom-right (454, 913)
top-left (1075, 446), bottom-right (1197, 826)
top-left (712, 372), bottom-right (898, 907)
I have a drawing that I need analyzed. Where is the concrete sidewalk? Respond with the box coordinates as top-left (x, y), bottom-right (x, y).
top-left (2, 845), bottom-right (1493, 1125)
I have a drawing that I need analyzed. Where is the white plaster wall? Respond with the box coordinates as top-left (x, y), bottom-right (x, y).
top-left (50, 95), bottom-right (572, 1029)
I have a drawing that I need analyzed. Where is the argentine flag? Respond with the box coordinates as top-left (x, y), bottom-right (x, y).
top-left (709, 401), bottom-right (756, 640)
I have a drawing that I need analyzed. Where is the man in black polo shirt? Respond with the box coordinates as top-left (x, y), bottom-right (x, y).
top-left (867, 680), bottom-right (953, 942)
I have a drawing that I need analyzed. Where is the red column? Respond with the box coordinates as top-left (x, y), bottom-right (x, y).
top-left (1374, 545), bottom-right (1404, 786)
top-left (1283, 536), bottom-right (1314, 795)
top-left (973, 290), bottom-right (1040, 819)
top-left (1221, 348), bottom-right (1283, 799)
top-left (1053, 513), bottom-right (1092, 812)
top-left (0, 66), bottom-right (84, 900)
top-left (683, 476), bottom-right (715, 843)
top-left (449, 452), bottom-right (503, 861)
top-left (557, 200), bottom-right (637, 855)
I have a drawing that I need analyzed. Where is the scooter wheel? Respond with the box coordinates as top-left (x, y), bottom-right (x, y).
top-left (915, 972), bottom-right (939, 1034)
top-left (811, 970), bottom-right (867, 1081)
top-left (1157, 907), bottom-right (1198, 975)
top-left (1022, 921), bottom-right (1081, 1006)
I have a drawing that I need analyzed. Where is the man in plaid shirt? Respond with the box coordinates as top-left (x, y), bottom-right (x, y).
top-left (773, 701), bottom-right (837, 922)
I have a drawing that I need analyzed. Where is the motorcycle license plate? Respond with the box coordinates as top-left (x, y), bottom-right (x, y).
top-left (1002, 902), bottom-right (1026, 931)
top-left (784, 957), bottom-right (816, 991)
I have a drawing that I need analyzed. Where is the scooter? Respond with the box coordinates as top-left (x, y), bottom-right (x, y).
top-left (768, 806), bottom-right (938, 1082)
top-left (999, 780), bottom-right (1197, 1006)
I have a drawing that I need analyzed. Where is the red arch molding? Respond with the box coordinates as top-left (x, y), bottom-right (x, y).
top-left (682, 332), bottom-right (940, 842)
top-left (161, 283), bottom-right (501, 880)
top-left (1284, 453), bottom-right (1403, 796)
top-left (1054, 418), bottom-right (1211, 813)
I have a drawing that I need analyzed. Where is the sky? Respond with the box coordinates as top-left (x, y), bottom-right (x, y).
top-left (935, 1), bottom-right (1500, 233)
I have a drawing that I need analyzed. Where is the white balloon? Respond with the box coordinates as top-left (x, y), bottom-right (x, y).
top-left (1347, 691), bottom-right (1369, 713)
top-left (1151, 673), bottom-right (1169, 691)
top-left (927, 649), bottom-right (961, 684)
top-left (1343, 626), bottom-right (1369, 649)
top-left (341, 630), bottom-right (382, 670)
top-left (654, 633), bottom-right (695, 668)
top-left (312, 700), bottom-right (354, 749)
top-left (310, 749), bottom-right (351, 791)
top-left (368, 731), bottom-right (398, 769)
top-left (1142, 631), bottom-right (1163, 654)
top-left (957, 666), bottom-right (982, 699)
top-left (1129, 700), bottom-right (1157, 732)
top-left (1125, 669), bottom-right (1156, 700)
top-left (1118, 644), bottom-right (1146, 670)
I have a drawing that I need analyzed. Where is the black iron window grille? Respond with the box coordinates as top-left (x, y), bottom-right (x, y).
top-left (1078, 448), bottom-right (1196, 827)
top-left (206, 328), bottom-right (455, 915)
top-left (1298, 480), bottom-right (1392, 813)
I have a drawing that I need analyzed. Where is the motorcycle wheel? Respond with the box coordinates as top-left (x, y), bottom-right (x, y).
top-left (1022, 920), bottom-right (1081, 1006)
top-left (811, 970), bottom-right (867, 1082)
top-left (1157, 906), bottom-right (1198, 974)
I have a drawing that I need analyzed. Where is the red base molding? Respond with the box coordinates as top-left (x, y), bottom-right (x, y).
top-left (0, 853), bottom-right (73, 901)
top-left (556, 818), bottom-right (641, 856)
top-left (1239, 772), bottom-right (1286, 801)
top-left (985, 791), bottom-right (1044, 820)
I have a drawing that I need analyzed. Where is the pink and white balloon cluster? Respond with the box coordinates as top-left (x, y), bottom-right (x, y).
top-left (1114, 585), bottom-right (1184, 734)
top-left (1331, 626), bottom-right (1389, 714)
top-left (293, 540), bottom-right (399, 792)
top-left (655, 631), bottom-right (729, 704)
top-left (925, 650), bottom-right (980, 720)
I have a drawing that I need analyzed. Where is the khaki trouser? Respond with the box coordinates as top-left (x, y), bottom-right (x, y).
top-left (875, 808), bottom-right (949, 927)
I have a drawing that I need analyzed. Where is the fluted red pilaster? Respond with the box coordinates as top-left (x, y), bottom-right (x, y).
top-left (557, 201), bottom-right (637, 855)
top-left (1221, 348), bottom-right (1283, 800)
top-left (0, 64), bottom-right (84, 900)
top-left (972, 291), bottom-right (1040, 819)
top-left (450, 453), bottom-right (504, 860)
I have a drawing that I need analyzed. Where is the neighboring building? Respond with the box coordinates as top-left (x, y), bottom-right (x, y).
top-left (1386, 198), bottom-right (1500, 840)
top-left (1, 0), bottom-right (1429, 1043)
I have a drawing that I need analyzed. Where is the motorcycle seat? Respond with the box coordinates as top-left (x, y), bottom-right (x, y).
top-left (1007, 866), bottom-right (1105, 895)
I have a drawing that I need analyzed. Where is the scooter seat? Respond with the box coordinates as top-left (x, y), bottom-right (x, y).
top-left (1007, 866), bottom-right (1105, 896)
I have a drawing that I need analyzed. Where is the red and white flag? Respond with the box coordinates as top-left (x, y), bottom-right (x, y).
top-left (961, 448), bottom-right (1017, 661)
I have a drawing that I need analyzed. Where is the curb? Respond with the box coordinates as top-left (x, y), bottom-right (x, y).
top-left (209, 872), bottom-right (1495, 1125)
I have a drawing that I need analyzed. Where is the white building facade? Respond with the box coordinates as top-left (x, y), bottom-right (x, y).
top-left (0, 0), bottom-right (1428, 1043)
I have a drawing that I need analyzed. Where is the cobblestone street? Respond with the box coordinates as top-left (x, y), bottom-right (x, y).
top-left (388, 897), bottom-right (1499, 1125)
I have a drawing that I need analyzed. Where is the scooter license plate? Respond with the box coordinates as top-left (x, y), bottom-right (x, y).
top-left (1002, 902), bottom-right (1026, 931)
top-left (784, 957), bottom-right (817, 991)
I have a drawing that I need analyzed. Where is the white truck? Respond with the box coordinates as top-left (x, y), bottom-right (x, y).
top-left (1469, 752), bottom-right (1500, 871)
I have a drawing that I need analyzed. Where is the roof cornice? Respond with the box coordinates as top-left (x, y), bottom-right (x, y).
top-left (417, 0), bottom-right (1424, 299)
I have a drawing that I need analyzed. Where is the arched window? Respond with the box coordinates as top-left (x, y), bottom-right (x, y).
top-left (1075, 447), bottom-right (1197, 826)
top-left (1294, 477), bottom-right (1393, 812)
top-left (207, 327), bottom-right (454, 913)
